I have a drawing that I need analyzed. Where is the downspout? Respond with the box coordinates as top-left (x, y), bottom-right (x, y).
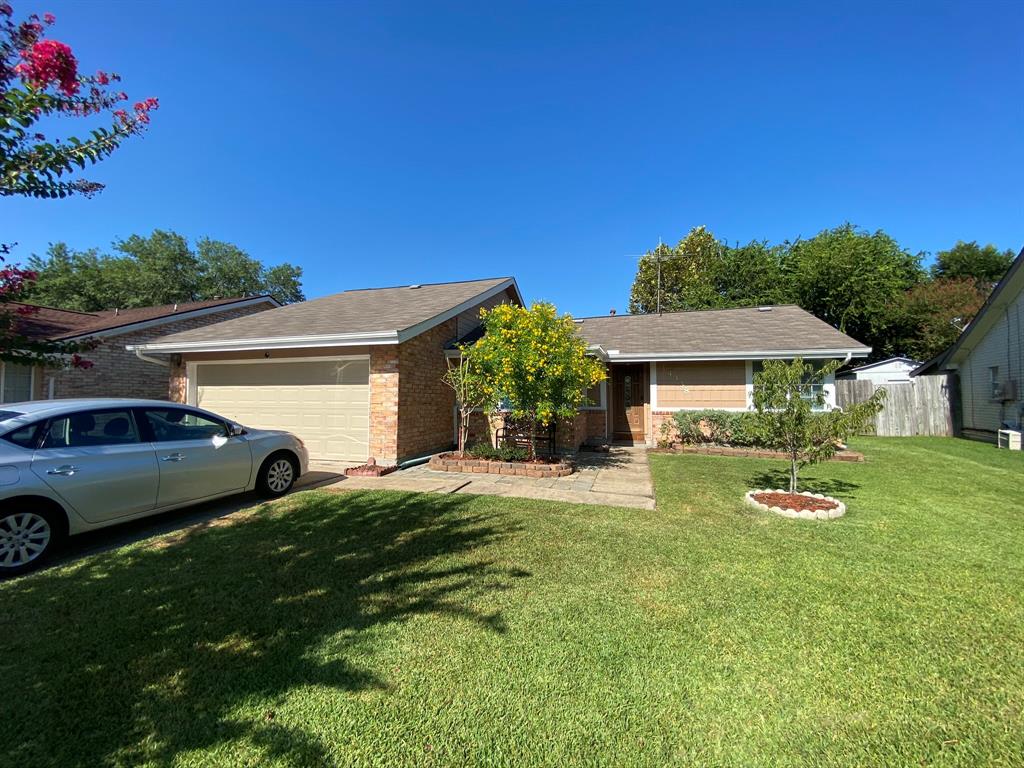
top-left (134, 349), bottom-right (170, 367)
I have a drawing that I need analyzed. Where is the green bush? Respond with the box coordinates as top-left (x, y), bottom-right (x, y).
top-left (467, 442), bottom-right (529, 462)
top-left (665, 410), bottom-right (760, 447)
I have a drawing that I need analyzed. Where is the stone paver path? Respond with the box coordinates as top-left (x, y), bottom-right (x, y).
top-left (329, 446), bottom-right (655, 509)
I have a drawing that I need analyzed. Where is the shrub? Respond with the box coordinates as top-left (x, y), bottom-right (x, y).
top-left (666, 410), bottom-right (759, 447)
top-left (466, 442), bottom-right (529, 462)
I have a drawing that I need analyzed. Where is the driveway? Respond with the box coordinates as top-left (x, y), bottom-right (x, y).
top-left (50, 469), bottom-right (344, 567)
top-left (331, 446), bottom-right (656, 509)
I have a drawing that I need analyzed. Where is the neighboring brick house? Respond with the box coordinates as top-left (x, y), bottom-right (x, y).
top-left (128, 278), bottom-right (524, 464)
top-left (2, 296), bottom-right (279, 404)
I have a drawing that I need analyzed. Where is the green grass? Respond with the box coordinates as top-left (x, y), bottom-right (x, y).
top-left (2, 437), bottom-right (1022, 767)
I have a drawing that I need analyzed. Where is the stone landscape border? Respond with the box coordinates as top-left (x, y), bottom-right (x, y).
top-left (744, 489), bottom-right (847, 520)
top-left (655, 445), bottom-right (864, 462)
top-left (429, 453), bottom-right (574, 478)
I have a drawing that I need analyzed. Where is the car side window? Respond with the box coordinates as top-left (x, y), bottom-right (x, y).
top-left (144, 408), bottom-right (227, 442)
top-left (41, 410), bottom-right (142, 449)
top-left (2, 421), bottom-right (42, 449)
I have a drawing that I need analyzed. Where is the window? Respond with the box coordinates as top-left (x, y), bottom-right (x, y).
top-left (145, 408), bottom-right (227, 442)
top-left (583, 380), bottom-right (605, 409)
top-left (41, 410), bottom-right (141, 448)
top-left (2, 422), bottom-right (42, 449)
top-left (752, 360), bottom-right (828, 411)
top-left (990, 366), bottom-right (1001, 399)
top-left (0, 363), bottom-right (33, 404)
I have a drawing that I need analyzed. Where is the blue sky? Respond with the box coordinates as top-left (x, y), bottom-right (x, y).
top-left (6, 0), bottom-right (1023, 316)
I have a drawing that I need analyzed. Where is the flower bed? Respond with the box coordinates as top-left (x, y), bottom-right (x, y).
top-left (744, 489), bottom-right (846, 520)
top-left (652, 445), bottom-right (864, 462)
top-left (429, 453), bottom-right (574, 478)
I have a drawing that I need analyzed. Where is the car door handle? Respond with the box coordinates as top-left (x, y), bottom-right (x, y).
top-left (160, 453), bottom-right (186, 462)
top-left (46, 465), bottom-right (79, 476)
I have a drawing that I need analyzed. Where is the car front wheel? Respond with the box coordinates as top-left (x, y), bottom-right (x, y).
top-left (0, 507), bottom-right (62, 577)
top-left (257, 453), bottom-right (298, 498)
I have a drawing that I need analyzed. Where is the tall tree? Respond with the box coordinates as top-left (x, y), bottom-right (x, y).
top-left (26, 231), bottom-right (305, 310)
top-left (629, 226), bottom-right (724, 313)
top-left (2, 3), bottom-right (157, 367)
top-left (714, 240), bottom-right (790, 307)
top-left (898, 278), bottom-right (988, 361)
top-left (782, 224), bottom-right (923, 358)
top-left (932, 241), bottom-right (1014, 284)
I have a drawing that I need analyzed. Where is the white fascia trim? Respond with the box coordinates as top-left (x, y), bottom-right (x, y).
top-left (63, 297), bottom-right (281, 342)
top-left (127, 330), bottom-right (399, 354)
top-left (606, 348), bottom-right (870, 362)
top-left (586, 344), bottom-right (610, 362)
top-left (396, 278), bottom-right (520, 343)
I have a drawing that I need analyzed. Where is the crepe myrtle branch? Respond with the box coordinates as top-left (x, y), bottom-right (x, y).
top-left (1, 3), bottom-right (159, 199)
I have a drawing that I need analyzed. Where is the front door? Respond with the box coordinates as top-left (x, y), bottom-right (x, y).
top-left (612, 364), bottom-right (646, 442)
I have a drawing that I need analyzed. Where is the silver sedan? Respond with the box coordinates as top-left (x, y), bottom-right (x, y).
top-left (0, 398), bottom-right (309, 576)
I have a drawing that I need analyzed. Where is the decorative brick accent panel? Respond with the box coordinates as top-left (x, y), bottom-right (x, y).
top-left (369, 346), bottom-right (399, 463)
top-left (49, 302), bottom-right (274, 401)
top-left (429, 453), bottom-right (574, 478)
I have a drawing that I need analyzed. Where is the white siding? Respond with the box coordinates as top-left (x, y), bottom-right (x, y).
top-left (959, 284), bottom-right (1024, 433)
top-left (843, 360), bottom-right (918, 386)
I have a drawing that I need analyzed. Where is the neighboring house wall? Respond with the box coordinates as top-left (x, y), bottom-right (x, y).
top-left (48, 302), bottom-right (275, 401)
top-left (958, 286), bottom-right (1024, 436)
top-left (840, 360), bottom-right (917, 386)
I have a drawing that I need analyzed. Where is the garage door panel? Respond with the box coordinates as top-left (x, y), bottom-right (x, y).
top-left (195, 360), bottom-right (369, 463)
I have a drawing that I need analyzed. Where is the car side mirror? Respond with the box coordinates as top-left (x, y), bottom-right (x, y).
top-left (228, 422), bottom-right (247, 437)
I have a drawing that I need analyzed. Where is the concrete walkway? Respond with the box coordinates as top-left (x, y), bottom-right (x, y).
top-left (328, 446), bottom-right (655, 509)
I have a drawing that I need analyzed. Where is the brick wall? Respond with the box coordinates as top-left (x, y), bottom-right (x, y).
top-left (49, 302), bottom-right (274, 400)
top-left (396, 318), bottom-right (456, 460)
top-left (369, 346), bottom-right (400, 463)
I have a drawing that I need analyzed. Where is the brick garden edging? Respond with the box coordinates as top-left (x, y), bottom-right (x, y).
top-left (653, 445), bottom-right (864, 462)
top-left (429, 453), bottom-right (574, 478)
top-left (744, 489), bottom-right (847, 520)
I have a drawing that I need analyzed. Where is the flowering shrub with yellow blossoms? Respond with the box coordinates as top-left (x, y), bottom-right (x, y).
top-left (468, 302), bottom-right (605, 458)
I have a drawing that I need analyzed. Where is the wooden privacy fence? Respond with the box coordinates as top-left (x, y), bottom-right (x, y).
top-left (835, 375), bottom-right (955, 437)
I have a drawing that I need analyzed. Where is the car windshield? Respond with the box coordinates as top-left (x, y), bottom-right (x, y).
top-left (0, 410), bottom-right (24, 423)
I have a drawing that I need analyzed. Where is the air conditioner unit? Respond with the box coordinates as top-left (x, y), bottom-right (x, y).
top-left (992, 379), bottom-right (1018, 402)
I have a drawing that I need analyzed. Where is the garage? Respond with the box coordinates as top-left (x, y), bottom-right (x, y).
top-left (191, 358), bottom-right (370, 463)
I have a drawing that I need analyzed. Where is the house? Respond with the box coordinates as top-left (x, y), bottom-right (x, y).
top-left (129, 286), bottom-right (870, 464)
top-left (127, 278), bottom-right (524, 464)
top-left (837, 357), bottom-right (921, 386)
top-left (572, 305), bottom-right (870, 445)
top-left (912, 246), bottom-right (1024, 440)
top-left (1, 296), bottom-right (279, 405)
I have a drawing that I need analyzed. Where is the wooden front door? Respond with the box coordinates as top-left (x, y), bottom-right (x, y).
top-left (612, 364), bottom-right (646, 441)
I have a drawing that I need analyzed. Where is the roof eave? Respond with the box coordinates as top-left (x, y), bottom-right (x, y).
top-left (127, 330), bottom-right (400, 354)
top-left (602, 348), bottom-right (870, 362)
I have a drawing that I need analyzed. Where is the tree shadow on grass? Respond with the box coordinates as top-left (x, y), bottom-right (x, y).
top-left (0, 490), bottom-right (525, 767)
top-left (749, 469), bottom-right (861, 498)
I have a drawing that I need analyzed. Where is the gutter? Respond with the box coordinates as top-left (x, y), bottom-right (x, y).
top-left (134, 349), bottom-right (170, 368)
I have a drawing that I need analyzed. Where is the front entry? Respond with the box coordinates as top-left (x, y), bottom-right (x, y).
top-left (611, 364), bottom-right (647, 442)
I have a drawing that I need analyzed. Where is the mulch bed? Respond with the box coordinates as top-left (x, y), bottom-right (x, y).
top-left (750, 491), bottom-right (839, 513)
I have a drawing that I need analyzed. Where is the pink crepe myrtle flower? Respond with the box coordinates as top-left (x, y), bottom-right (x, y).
top-left (15, 38), bottom-right (79, 95)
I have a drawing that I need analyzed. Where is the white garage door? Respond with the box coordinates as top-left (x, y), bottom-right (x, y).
top-left (194, 359), bottom-right (370, 463)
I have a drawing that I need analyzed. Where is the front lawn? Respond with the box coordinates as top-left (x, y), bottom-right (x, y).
top-left (2, 438), bottom-right (1021, 766)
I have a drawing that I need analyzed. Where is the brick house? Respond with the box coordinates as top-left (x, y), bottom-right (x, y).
top-left (2, 296), bottom-right (279, 404)
top-left (129, 277), bottom-right (871, 465)
top-left (128, 278), bottom-right (524, 464)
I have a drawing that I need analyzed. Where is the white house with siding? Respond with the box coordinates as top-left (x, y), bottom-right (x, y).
top-left (913, 246), bottom-right (1024, 441)
top-left (838, 357), bottom-right (921, 386)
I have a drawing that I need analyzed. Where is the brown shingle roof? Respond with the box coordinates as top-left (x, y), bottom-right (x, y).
top-left (9, 296), bottom-right (276, 342)
top-left (141, 277), bottom-right (518, 348)
top-left (576, 305), bottom-right (869, 358)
